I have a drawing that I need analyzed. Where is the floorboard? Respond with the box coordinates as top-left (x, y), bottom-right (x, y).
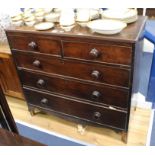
top-left (6, 96), bottom-right (151, 146)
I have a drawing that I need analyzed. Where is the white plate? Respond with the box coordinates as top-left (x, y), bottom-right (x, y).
top-left (122, 15), bottom-right (138, 24)
top-left (101, 9), bottom-right (137, 23)
top-left (34, 22), bottom-right (54, 31)
top-left (87, 19), bottom-right (127, 35)
top-left (102, 15), bottom-right (138, 24)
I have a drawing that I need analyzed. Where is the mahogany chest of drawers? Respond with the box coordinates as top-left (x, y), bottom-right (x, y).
top-left (6, 16), bottom-right (147, 143)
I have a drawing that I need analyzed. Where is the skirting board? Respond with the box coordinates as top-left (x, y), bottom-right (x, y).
top-left (132, 92), bottom-right (152, 109)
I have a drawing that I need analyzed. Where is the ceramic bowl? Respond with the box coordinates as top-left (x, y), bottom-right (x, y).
top-left (87, 19), bottom-right (127, 35)
top-left (61, 24), bottom-right (75, 31)
top-left (44, 8), bottom-right (53, 14)
top-left (53, 8), bottom-right (61, 13)
top-left (24, 15), bottom-right (35, 22)
top-left (77, 21), bottom-right (88, 27)
top-left (24, 8), bottom-right (33, 13)
top-left (23, 12), bottom-right (33, 19)
top-left (60, 17), bottom-right (75, 27)
top-left (35, 11), bottom-right (45, 17)
top-left (45, 13), bottom-right (60, 22)
top-left (12, 20), bottom-right (23, 27)
top-left (11, 15), bottom-right (22, 22)
top-left (35, 16), bottom-right (44, 22)
top-left (25, 20), bottom-right (36, 27)
top-left (35, 8), bottom-right (44, 13)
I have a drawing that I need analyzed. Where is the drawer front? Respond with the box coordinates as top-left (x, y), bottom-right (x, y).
top-left (20, 70), bottom-right (129, 109)
top-left (63, 41), bottom-right (132, 66)
top-left (13, 51), bottom-right (130, 88)
top-left (8, 35), bottom-right (61, 56)
top-left (24, 88), bottom-right (127, 130)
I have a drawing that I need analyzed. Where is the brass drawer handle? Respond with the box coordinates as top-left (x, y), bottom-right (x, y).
top-left (89, 48), bottom-right (100, 58)
top-left (91, 91), bottom-right (101, 100)
top-left (93, 112), bottom-right (101, 120)
top-left (37, 79), bottom-right (45, 87)
top-left (91, 70), bottom-right (100, 79)
top-left (28, 41), bottom-right (37, 50)
top-left (33, 60), bottom-right (41, 68)
top-left (40, 98), bottom-right (48, 105)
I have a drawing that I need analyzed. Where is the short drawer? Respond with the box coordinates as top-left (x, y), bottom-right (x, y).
top-left (20, 70), bottom-right (129, 109)
top-left (7, 34), bottom-right (61, 56)
top-left (23, 88), bottom-right (127, 130)
top-left (63, 41), bottom-right (132, 66)
top-left (13, 51), bottom-right (130, 88)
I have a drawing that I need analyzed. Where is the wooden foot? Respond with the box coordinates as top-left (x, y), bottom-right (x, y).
top-left (77, 124), bottom-right (87, 135)
top-left (29, 107), bottom-right (42, 116)
top-left (30, 109), bottom-right (35, 116)
top-left (114, 129), bottom-right (120, 134)
top-left (28, 107), bottom-right (36, 116)
top-left (121, 131), bottom-right (127, 144)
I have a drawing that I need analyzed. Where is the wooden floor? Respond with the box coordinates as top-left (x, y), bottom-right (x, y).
top-left (6, 96), bottom-right (151, 146)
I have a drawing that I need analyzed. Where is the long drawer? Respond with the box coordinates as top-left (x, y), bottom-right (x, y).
top-left (13, 51), bottom-right (130, 88)
top-left (19, 70), bottom-right (129, 109)
top-left (23, 87), bottom-right (127, 130)
top-left (63, 41), bottom-right (132, 66)
top-left (7, 34), bottom-right (61, 56)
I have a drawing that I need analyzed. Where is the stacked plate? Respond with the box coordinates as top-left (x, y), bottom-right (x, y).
top-left (101, 9), bottom-right (138, 24)
top-left (87, 19), bottom-right (127, 35)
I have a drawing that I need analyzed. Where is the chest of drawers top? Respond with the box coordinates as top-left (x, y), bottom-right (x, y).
top-left (6, 16), bottom-right (146, 44)
top-left (6, 16), bottom-right (146, 69)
